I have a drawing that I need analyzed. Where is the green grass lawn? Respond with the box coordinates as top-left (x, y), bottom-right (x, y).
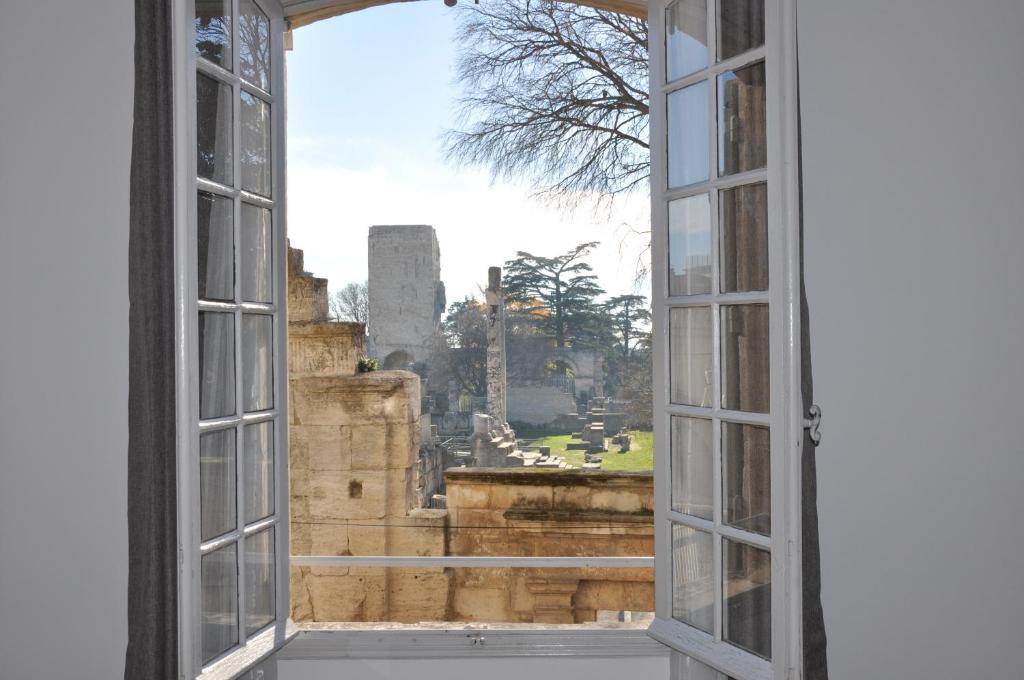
top-left (528, 430), bottom-right (653, 471)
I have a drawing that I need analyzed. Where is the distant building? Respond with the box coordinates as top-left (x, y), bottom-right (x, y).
top-left (367, 224), bottom-right (446, 369)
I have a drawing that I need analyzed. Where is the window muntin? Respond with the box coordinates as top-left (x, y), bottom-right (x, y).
top-left (183, 0), bottom-right (285, 676)
top-left (653, 0), bottom-right (796, 676)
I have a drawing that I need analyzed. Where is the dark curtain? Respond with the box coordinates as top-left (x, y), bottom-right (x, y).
top-left (124, 0), bottom-right (177, 678)
top-left (798, 50), bottom-right (829, 676)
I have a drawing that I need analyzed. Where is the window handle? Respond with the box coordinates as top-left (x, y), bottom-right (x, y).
top-left (803, 404), bottom-right (822, 445)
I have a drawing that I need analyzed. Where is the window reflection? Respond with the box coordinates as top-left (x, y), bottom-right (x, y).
top-left (668, 194), bottom-right (712, 296)
top-left (718, 62), bottom-right (766, 177)
top-left (242, 314), bottom-right (273, 412)
top-left (720, 304), bottom-right (769, 413)
top-left (245, 528), bottom-right (276, 636)
top-left (666, 0), bottom-right (708, 81)
top-left (241, 204), bottom-right (273, 303)
top-left (197, 74), bottom-right (233, 186)
top-left (244, 421), bottom-right (274, 523)
top-left (202, 544), bottom-right (239, 663)
top-left (723, 540), bottom-right (771, 659)
top-left (670, 307), bottom-right (713, 407)
top-left (195, 0), bottom-right (231, 68)
top-left (671, 417), bottom-right (713, 520)
top-left (668, 81), bottom-right (710, 188)
top-left (671, 525), bottom-right (714, 632)
top-left (200, 428), bottom-right (237, 541)
top-left (718, 0), bottom-right (765, 62)
top-left (241, 92), bottom-right (271, 197)
top-left (240, 0), bottom-right (271, 91)
top-left (722, 422), bottom-right (770, 535)
top-left (720, 183), bottom-right (768, 293)
top-left (198, 192), bottom-right (234, 302)
top-left (199, 312), bottom-right (236, 419)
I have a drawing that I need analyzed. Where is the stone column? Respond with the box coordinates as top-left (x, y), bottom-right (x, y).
top-left (485, 266), bottom-right (507, 424)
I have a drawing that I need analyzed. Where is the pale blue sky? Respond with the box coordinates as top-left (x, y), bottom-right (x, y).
top-left (285, 2), bottom-right (650, 303)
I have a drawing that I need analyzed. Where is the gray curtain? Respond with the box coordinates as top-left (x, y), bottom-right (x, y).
top-left (124, 0), bottom-right (177, 678)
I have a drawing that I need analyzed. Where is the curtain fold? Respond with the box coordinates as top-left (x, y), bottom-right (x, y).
top-left (124, 0), bottom-right (177, 678)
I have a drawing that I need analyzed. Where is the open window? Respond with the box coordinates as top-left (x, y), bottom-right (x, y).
top-left (176, 0), bottom-right (292, 677)
top-left (169, 0), bottom-right (803, 677)
top-left (647, 0), bottom-right (803, 678)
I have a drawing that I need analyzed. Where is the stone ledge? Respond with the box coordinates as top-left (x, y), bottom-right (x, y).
top-left (445, 467), bottom-right (653, 487)
top-left (503, 508), bottom-right (654, 524)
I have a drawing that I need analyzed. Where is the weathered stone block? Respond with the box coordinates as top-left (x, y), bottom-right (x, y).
top-left (293, 425), bottom-right (350, 471)
top-left (309, 469), bottom-right (387, 520)
top-left (350, 423), bottom-right (386, 470)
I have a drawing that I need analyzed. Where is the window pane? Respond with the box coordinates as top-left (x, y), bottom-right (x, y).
top-left (720, 183), bottom-right (768, 293)
top-left (245, 527), bottom-right (276, 636)
top-left (723, 539), bottom-right (771, 659)
top-left (722, 422), bottom-right (770, 535)
top-left (720, 304), bottom-right (769, 413)
top-left (670, 417), bottom-right (712, 520)
top-left (241, 204), bottom-right (272, 303)
top-left (240, 92), bottom-right (271, 198)
top-left (198, 192), bottom-right (234, 302)
top-left (669, 307), bottom-right (712, 407)
top-left (666, 0), bottom-right (707, 82)
top-left (239, 0), bottom-right (271, 91)
top-left (719, 0), bottom-right (765, 61)
top-left (671, 525), bottom-right (713, 632)
top-left (244, 421), bottom-right (274, 523)
top-left (195, 0), bottom-right (231, 68)
top-left (200, 428), bottom-right (236, 541)
top-left (242, 314), bottom-right (273, 412)
top-left (199, 312), bottom-right (236, 419)
top-left (668, 81), bottom-right (709, 189)
top-left (718, 62), bottom-right (766, 176)
top-left (202, 543), bottom-right (239, 664)
top-left (668, 194), bottom-right (712, 296)
top-left (197, 73), bottom-right (233, 186)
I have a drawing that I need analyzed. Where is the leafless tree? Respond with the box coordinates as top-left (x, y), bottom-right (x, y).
top-left (445, 0), bottom-right (649, 205)
top-left (329, 281), bottom-right (369, 324)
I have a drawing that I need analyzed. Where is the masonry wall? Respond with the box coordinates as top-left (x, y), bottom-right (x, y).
top-left (507, 385), bottom-right (578, 427)
top-left (445, 469), bottom-right (654, 624)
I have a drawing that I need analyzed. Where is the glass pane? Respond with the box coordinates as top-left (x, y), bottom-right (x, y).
top-left (239, 0), bottom-right (271, 91)
top-left (723, 423), bottom-right (770, 535)
top-left (198, 192), bottom-right (234, 302)
top-left (245, 527), bottom-right (276, 636)
top-left (244, 421), bottom-right (274, 523)
top-left (197, 73), bottom-right (233, 186)
top-left (668, 81), bottom-right (709, 189)
top-left (241, 204), bottom-right (272, 303)
top-left (719, 0), bottom-right (765, 61)
top-left (720, 304), bottom-right (769, 413)
top-left (720, 183), bottom-right (768, 293)
top-left (195, 0), bottom-right (231, 68)
top-left (723, 540), bottom-right (771, 659)
top-left (668, 194), bottom-right (712, 296)
top-left (240, 92), bottom-right (271, 198)
top-left (670, 652), bottom-right (730, 680)
top-left (671, 525), bottom-right (713, 632)
top-left (669, 307), bottom-right (712, 407)
top-left (201, 543), bottom-right (239, 664)
top-left (666, 0), bottom-right (708, 81)
top-left (718, 62), bottom-right (766, 176)
top-left (670, 417), bottom-right (712, 520)
top-left (199, 312), bottom-right (236, 419)
top-left (242, 314), bottom-right (273, 412)
top-left (200, 428), bottom-right (236, 541)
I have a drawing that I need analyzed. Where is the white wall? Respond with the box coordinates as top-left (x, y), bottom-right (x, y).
top-left (800, 1), bottom-right (1024, 678)
top-left (0, 2), bottom-right (133, 678)
top-left (278, 653), bottom-right (668, 680)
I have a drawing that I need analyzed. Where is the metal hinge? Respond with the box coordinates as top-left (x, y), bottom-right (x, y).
top-left (803, 404), bottom-right (822, 445)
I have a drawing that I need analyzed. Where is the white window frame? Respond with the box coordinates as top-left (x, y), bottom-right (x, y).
top-left (170, 0), bottom-right (803, 673)
top-left (173, 0), bottom-right (295, 678)
top-left (646, 0), bottom-right (803, 679)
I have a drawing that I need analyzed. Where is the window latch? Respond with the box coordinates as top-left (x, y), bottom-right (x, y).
top-left (803, 404), bottom-right (822, 445)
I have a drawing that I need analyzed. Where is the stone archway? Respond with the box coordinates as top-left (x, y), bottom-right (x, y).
top-left (382, 349), bottom-right (413, 370)
top-left (282, 0), bottom-right (647, 31)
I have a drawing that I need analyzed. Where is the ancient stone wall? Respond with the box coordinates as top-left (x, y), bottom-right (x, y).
top-left (288, 245), bottom-right (449, 623)
top-left (367, 225), bottom-right (445, 368)
top-left (444, 468), bottom-right (654, 623)
top-left (507, 385), bottom-right (579, 428)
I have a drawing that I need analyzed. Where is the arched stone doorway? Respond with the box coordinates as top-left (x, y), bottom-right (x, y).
top-left (281, 0), bottom-right (646, 31)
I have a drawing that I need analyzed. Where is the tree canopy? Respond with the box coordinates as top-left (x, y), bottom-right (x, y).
top-left (446, 0), bottom-right (649, 204)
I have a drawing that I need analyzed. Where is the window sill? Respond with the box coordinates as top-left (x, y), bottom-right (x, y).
top-left (275, 622), bottom-right (670, 660)
top-left (197, 620), bottom-right (300, 680)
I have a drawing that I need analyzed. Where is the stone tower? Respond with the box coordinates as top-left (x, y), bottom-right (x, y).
top-left (367, 225), bottom-right (445, 369)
